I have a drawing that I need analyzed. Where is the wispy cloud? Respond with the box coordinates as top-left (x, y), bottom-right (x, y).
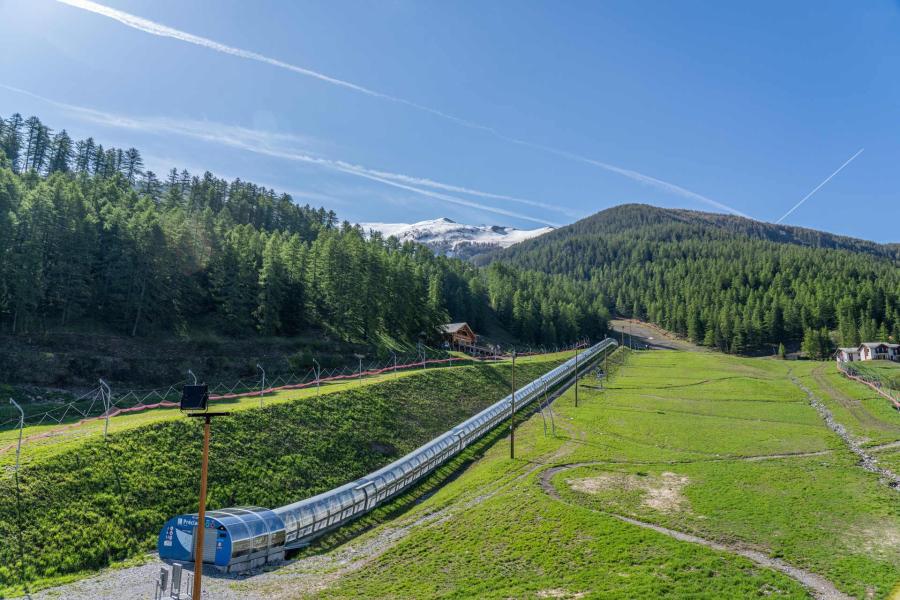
top-left (775, 148), bottom-right (864, 224)
top-left (1, 84), bottom-right (557, 226)
top-left (54, 0), bottom-right (748, 218)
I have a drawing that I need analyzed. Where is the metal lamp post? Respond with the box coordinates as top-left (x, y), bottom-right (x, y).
top-left (180, 379), bottom-right (228, 600)
top-left (186, 410), bottom-right (229, 600)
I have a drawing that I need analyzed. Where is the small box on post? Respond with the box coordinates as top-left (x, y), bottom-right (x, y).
top-left (181, 384), bottom-right (209, 412)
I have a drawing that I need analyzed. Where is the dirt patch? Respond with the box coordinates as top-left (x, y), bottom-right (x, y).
top-left (537, 589), bottom-right (586, 599)
top-left (859, 524), bottom-right (900, 557)
top-left (568, 471), bottom-right (690, 513)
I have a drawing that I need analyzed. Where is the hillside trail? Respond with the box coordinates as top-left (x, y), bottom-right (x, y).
top-left (870, 440), bottom-right (900, 453)
top-left (608, 318), bottom-right (704, 352)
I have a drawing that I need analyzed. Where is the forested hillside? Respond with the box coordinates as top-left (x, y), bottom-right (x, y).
top-left (0, 113), bottom-right (607, 347)
top-left (485, 204), bottom-right (900, 355)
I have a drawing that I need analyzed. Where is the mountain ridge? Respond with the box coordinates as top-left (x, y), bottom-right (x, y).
top-left (501, 203), bottom-right (898, 261)
top-left (483, 203), bottom-right (900, 355)
top-left (360, 217), bottom-right (553, 258)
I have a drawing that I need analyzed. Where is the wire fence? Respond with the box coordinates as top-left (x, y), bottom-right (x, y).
top-left (1, 342), bottom-right (587, 451)
top-left (836, 360), bottom-right (900, 411)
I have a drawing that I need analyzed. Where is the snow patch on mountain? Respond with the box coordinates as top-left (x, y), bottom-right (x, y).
top-left (360, 218), bottom-right (553, 256)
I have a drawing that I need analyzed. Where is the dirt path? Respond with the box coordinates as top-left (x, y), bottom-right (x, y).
top-left (538, 462), bottom-right (852, 600)
top-left (870, 440), bottom-right (900, 453)
top-left (609, 319), bottom-right (703, 352)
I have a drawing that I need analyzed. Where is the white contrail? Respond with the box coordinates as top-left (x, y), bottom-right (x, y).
top-left (775, 148), bottom-right (864, 224)
top-left (53, 0), bottom-right (494, 133)
top-left (505, 138), bottom-right (752, 219)
top-left (0, 84), bottom-right (557, 226)
top-left (53, 0), bottom-right (748, 218)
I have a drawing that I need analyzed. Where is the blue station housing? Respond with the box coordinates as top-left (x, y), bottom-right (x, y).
top-left (158, 507), bottom-right (286, 571)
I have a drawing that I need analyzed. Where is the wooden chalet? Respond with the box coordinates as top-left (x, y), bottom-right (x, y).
top-left (441, 322), bottom-right (477, 346)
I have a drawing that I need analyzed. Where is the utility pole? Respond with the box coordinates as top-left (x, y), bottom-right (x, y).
top-left (391, 351), bottom-right (398, 379)
top-left (186, 411), bottom-right (229, 600)
top-left (509, 350), bottom-right (516, 459)
top-left (256, 364), bottom-right (265, 408)
top-left (312, 359), bottom-right (321, 397)
top-left (9, 399), bottom-right (26, 591)
top-left (9, 399), bottom-right (24, 473)
top-left (604, 350), bottom-right (608, 387)
top-left (574, 344), bottom-right (580, 407)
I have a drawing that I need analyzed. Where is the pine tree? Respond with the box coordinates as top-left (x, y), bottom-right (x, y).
top-left (122, 148), bottom-right (143, 184)
top-left (255, 234), bottom-right (286, 335)
top-left (47, 130), bottom-right (73, 174)
top-left (2, 113), bottom-right (24, 172)
top-left (74, 137), bottom-right (95, 174)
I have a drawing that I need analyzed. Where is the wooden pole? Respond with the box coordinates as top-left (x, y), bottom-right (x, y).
top-left (193, 415), bottom-right (211, 600)
top-left (510, 350), bottom-right (516, 459)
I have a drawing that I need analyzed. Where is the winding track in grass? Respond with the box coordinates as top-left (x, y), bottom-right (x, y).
top-left (538, 461), bottom-right (852, 600)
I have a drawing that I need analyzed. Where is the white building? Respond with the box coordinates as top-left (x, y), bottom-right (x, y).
top-left (857, 342), bottom-right (900, 362)
top-left (836, 347), bottom-right (860, 362)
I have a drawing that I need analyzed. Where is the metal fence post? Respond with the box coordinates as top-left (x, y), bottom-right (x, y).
top-left (256, 364), bottom-right (265, 408)
top-left (313, 359), bottom-right (321, 397)
top-left (99, 379), bottom-right (111, 440)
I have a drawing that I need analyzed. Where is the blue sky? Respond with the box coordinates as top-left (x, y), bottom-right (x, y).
top-left (0, 1), bottom-right (897, 241)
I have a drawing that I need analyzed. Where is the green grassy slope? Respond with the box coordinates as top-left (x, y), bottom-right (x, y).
top-left (0, 353), bottom-right (559, 466)
top-left (793, 361), bottom-right (900, 447)
top-left (310, 351), bottom-right (900, 599)
top-left (0, 354), bottom-right (566, 597)
top-left (850, 361), bottom-right (900, 390)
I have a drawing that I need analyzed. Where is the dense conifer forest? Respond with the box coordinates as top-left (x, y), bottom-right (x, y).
top-left (0, 113), bottom-right (608, 347)
top-left (486, 204), bottom-right (900, 356)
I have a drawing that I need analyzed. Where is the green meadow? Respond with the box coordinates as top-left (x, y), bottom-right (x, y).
top-left (303, 350), bottom-right (900, 599)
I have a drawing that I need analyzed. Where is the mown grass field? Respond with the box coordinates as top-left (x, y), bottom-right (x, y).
top-left (296, 350), bottom-right (900, 599)
top-left (0, 353), bottom-right (568, 597)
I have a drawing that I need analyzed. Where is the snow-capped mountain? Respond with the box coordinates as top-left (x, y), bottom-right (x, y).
top-left (359, 218), bottom-right (553, 258)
